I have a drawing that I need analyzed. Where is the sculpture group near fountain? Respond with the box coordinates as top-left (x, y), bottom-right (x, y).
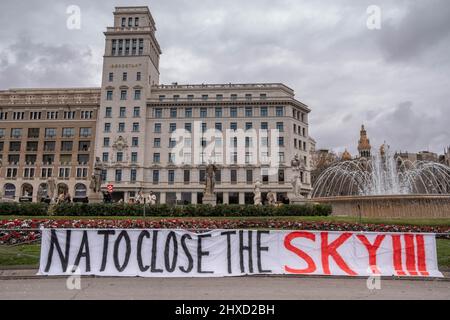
top-left (312, 144), bottom-right (450, 198)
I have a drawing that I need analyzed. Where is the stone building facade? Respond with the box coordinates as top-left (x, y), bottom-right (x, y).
top-left (0, 88), bottom-right (99, 202)
top-left (0, 6), bottom-right (313, 204)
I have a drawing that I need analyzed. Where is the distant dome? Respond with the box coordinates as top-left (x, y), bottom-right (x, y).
top-left (342, 149), bottom-right (352, 161)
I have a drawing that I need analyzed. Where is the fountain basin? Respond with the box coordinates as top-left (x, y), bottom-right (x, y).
top-left (313, 194), bottom-right (450, 218)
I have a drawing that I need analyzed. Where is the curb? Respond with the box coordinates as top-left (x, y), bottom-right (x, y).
top-left (1, 269), bottom-right (449, 281)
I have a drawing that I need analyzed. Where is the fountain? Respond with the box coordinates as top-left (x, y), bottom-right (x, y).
top-left (312, 145), bottom-right (450, 218)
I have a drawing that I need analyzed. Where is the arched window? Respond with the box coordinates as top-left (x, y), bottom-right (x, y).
top-left (74, 184), bottom-right (87, 197)
top-left (4, 184), bottom-right (16, 199)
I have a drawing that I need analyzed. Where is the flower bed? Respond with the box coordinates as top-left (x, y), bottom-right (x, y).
top-left (1, 218), bottom-right (449, 245)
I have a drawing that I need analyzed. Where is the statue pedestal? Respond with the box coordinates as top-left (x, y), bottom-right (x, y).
top-left (202, 194), bottom-right (217, 206)
top-left (288, 193), bottom-right (308, 205)
top-left (89, 193), bottom-right (103, 203)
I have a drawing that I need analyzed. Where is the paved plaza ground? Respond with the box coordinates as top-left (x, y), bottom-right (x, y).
top-left (0, 271), bottom-right (449, 300)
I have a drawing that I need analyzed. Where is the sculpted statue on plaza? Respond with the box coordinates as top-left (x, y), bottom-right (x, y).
top-left (147, 191), bottom-right (157, 205)
top-left (253, 180), bottom-right (262, 205)
top-left (267, 190), bottom-right (276, 206)
top-left (290, 154), bottom-right (305, 198)
top-left (89, 157), bottom-right (103, 193)
top-left (47, 177), bottom-right (56, 201)
top-left (291, 175), bottom-right (302, 197)
top-left (204, 162), bottom-right (218, 196)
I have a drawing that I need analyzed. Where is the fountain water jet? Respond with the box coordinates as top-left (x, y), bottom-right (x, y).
top-left (312, 145), bottom-right (450, 218)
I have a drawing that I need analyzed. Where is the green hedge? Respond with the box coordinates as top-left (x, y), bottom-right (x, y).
top-left (0, 202), bottom-right (331, 217)
top-left (0, 202), bottom-right (49, 216)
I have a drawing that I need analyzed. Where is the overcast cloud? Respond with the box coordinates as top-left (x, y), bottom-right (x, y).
top-left (0, 0), bottom-right (449, 155)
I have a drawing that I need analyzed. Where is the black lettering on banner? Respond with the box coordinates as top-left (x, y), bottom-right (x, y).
top-left (221, 230), bottom-right (237, 274)
top-left (179, 233), bottom-right (193, 273)
top-left (239, 230), bottom-right (254, 273)
top-left (151, 230), bottom-right (163, 273)
top-left (113, 230), bottom-right (131, 272)
top-left (257, 230), bottom-right (272, 273)
top-left (98, 230), bottom-right (115, 272)
top-left (45, 229), bottom-right (71, 272)
top-left (137, 230), bottom-right (150, 272)
top-left (164, 231), bottom-right (178, 272)
top-left (73, 230), bottom-right (91, 272)
top-left (197, 234), bottom-right (214, 274)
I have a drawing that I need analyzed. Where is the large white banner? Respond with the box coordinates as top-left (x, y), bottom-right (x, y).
top-left (38, 229), bottom-right (443, 277)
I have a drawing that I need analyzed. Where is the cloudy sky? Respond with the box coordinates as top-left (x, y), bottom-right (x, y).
top-left (0, 0), bottom-right (449, 156)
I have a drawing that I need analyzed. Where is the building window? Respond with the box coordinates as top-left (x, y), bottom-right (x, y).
top-left (169, 138), bottom-right (176, 148)
top-left (168, 170), bottom-right (175, 184)
top-left (120, 90), bottom-right (127, 100)
top-left (246, 170), bottom-right (253, 184)
top-left (105, 107), bottom-right (112, 117)
top-left (201, 123), bottom-right (207, 133)
top-left (134, 90), bottom-right (141, 100)
top-left (133, 107), bottom-right (140, 117)
top-left (260, 107), bottom-right (268, 117)
top-left (276, 106), bottom-right (284, 117)
top-left (200, 108), bottom-right (207, 118)
top-left (27, 128), bottom-right (40, 138)
top-left (168, 153), bottom-right (175, 164)
top-left (81, 111), bottom-right (93, 119)
top-left (76, 168), bottom-right (88, 178)
top-left (152, 170), bottom-right (159, 184)
top-left (115, 169), bottom-right (122, 182)
top-left (62, 128), bottom-right (74, 138)
top-left (132, 137), bottom-right (139, 147)
top-left (230, 170), bottom-right (237, 184)
top-left (61, 141), bottom-right (73, 152)
top-left (278, 169), bottom-right (285, 183)
top-left (106, 91), bottom-right (113, 100)
top-left (132, 122), bottom-right (139, 132)
top-left (109, 72), bottom-right (113, 82)
top-left (153, 138), bottom-right (161, 148)
top-left (119, 107), bottom-right (126, 118)
top-left (59, 168), bottom-right (70, 178)
top-left (184, 170), bottom-right (190, 184)
top-left (10, 128), bottom-right (22, 138)
top-left (79, 128), bottom-right (91, 137)
top-left (23, 167), bottom-right (35, 178)
top-left (131, 152), bottom-right (138, 163)
top-left (153, 153), bottom-right (160, 163)
top-left (118, 123), bottom-right (125, 132)
top-left (184, 123), bottom-right (192, 133)
top-left (136, 72), bottom-right (141, 81)
top-left (245, 122), bottom-right (253, 130)
top-left (185, 108), bottom-right (192, 118)
top-left (6, 168), bottom-right (18, 178)
top-left (103, 137), bottom-right (110, 147)
top-left (262, 170), bottom-right (269, 184)
top-left (154, 123), bottom-right (161, 133)
top-left (155, 108), bottom-right (162, 118)
top-left (63, 111), bottom-right (75, 119)
top-left (245, 107), bottom-right (252, 117)
top-left (278, 152), bottom-right (285, 163)
top-left (170, 108), bottom-right (177, 118)
top-left (102, 152), bottom-right (109, 162)
top-left (230, 122), bottom-right (237, 131)
top-left (276, 122), bottom-right (284, 132)
top-left (230, 107), bottom-right (237, 117)
top-left (169, 123), bottom-right (176, 133)
top-left (122, 72), bottom-right (127, 81)
top-left (130, 169), bottom-right (137, 182)
top-left (41, 168), bottom-right (52, 178)
top-left (215, 123), bottom-right (222, 132)
top-left (215, 107), bottom-right (222, 118)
